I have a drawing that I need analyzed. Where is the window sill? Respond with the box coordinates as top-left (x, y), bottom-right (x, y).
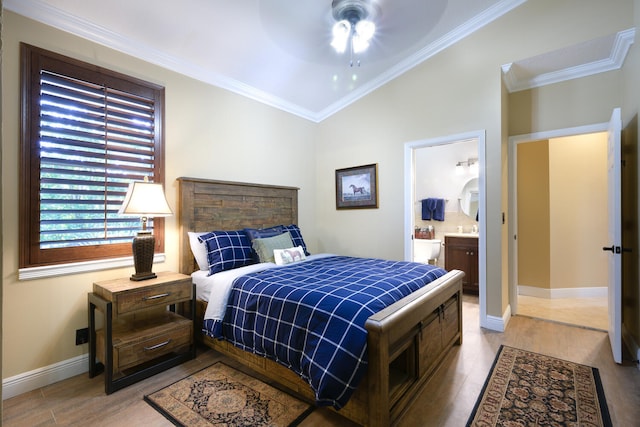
top-left (18, 253), bottom-right (167, 281)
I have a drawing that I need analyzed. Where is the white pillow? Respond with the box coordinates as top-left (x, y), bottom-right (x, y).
top-left (188, 232), bottom-right (209, 271)
top-left (273, 246), bottom-right (307, 266)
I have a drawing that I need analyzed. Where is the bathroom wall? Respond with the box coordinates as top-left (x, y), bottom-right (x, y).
top-left (414, 139), bottom-right (479, 267)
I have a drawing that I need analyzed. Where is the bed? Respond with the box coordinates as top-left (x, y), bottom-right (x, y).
top-left (177, 177), bottom-right (464, 427)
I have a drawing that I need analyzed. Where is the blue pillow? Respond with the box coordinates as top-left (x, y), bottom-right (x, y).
top-left (244, 225), bottom-right (285, 261)
top-left (282, 224), bottom-right (310, 255)
top-left (198, 230), bottom-right (254, 275)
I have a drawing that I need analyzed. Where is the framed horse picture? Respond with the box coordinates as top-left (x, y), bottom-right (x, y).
top-left (335, 163), bottom-right (379, 209)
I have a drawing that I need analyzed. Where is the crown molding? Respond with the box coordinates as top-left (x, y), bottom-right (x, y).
top-left (4, 0), bottom-right (320, 121)
top-left (503, 28), bottom-right (636, 93)
top-left (6, 0), bottom-right (526, 123)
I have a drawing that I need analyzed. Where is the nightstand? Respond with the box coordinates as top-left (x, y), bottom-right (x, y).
top-left (88, 272), bottom-right (195, 394)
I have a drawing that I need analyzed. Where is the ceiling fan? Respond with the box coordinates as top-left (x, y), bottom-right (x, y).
top-left (330, 0), bottom-right (380, 66)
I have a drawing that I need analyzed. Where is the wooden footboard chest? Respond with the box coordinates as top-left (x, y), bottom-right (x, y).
top-left (194, 269), bottom-right (463, 426)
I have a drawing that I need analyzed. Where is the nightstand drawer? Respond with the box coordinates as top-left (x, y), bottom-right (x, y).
top-left (97, 312), bottom-right (193, 373)
top-left (116, 280), bottom-right (192, 315)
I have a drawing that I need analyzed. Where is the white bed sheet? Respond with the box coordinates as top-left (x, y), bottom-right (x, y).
top-left (192, 254), bottom-right (335, 325)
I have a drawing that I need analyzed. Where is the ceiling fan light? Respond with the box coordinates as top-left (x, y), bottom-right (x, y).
top-left (333, 19), bottom-right (351, 37)
top-left (330, 0), bottom-right (379, 63)
top-left (352, 34), bottom-right (370, 53)
top-left (331, 20), bottom-right (351, 53)
top-left (331, 35), bottom-right (349, 53)
top-left (355, 19), bottom-right (375, 42)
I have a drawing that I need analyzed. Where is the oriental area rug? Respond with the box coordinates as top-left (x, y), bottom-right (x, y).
top-left (144, 362), bottom-right (313, 427)
top-left (466, 345), bottom-right (612, 427)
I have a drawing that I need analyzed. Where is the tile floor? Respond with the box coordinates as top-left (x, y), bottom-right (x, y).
top-left (517, 294), bottom-right (608, 330)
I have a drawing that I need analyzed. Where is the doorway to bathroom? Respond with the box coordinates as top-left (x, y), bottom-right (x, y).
top-left (411, 140), bottom-right (479, 268)
top-left (404, 130), bottom-right (486, 324)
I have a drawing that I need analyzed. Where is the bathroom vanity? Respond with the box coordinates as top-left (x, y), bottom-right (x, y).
top-left (444, 234), bottom-right (478, 294)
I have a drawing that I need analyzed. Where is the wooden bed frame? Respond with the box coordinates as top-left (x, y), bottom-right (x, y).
top-left (177, 176), bottom-right (464, 427)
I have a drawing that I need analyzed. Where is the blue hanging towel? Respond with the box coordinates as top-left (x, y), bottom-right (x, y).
top-left (433, 198), bottom-right (445, 221)
top-left (421, 199), bottom-right (432, 220)
top-left (422, 198), bottom-right (445, 221)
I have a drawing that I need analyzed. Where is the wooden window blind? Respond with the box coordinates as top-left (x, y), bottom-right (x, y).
top-left (20, 43), bottom-right (166, 268)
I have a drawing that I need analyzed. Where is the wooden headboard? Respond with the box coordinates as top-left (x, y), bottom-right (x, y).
top-left (177, 177), bottom-right (299, 275)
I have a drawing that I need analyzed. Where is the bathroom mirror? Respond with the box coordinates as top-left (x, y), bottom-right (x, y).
top-left (460, 177), bottom-right (479, 219)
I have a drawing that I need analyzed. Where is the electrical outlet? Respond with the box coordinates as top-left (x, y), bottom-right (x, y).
top-left (75, 328), bottom-right (89, 345)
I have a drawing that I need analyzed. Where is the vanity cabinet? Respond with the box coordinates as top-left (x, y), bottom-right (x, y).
top-left (445, 235), bottom-right (478, 294)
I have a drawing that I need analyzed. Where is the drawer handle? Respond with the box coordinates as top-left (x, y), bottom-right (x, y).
top-left (143, 292), bottom-right (171, 301)
top-left (144, 339), bottom-right (171, 351)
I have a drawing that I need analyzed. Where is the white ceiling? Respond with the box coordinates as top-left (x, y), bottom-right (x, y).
top-left (4, 0), bottom-right (634, 122)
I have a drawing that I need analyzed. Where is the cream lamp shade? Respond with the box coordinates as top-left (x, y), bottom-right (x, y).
top-left (118, 181), bottom-right (173, 227)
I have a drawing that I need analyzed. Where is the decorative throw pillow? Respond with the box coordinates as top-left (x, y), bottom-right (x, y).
top-left (252, 232), bottom-right (294, 264)
top-left (244, 225), bottom-right (285, 261)
top-left (273, 246), bottom-right (306, 266)
top-left (282, 224), bottom-right (310, 255)
top-left (188, 231), bottom-right (209, 271)
top-left (198, 230), bottom-right (254, 275)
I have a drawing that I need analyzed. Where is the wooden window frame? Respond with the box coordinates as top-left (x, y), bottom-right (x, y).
top-left (20, 43), bottom-right (166, 269)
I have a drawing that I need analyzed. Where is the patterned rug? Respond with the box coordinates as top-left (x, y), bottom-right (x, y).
top-left (144, 362), bottom-right (313, 427)
top-left (467, 345), bottom-right (612, 426)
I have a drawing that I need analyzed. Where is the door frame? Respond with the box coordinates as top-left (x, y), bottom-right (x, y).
top-left (404, 130), bottom-right (487, 328)
top-left (508, 122), bottom-right (609, 315)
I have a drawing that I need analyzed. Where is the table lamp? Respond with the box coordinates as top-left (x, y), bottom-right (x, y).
top-left (118, 178), bottom-right (172, 281)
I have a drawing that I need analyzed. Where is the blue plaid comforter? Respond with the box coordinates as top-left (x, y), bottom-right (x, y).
top-left (213, 255), bottom-right (447, 409)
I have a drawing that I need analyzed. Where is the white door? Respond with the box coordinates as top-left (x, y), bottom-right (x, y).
top-left (604, 108), bottom-right (622, 364)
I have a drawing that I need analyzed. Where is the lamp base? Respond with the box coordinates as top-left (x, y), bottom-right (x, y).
top-left (130, 231), bottom-right (156, 281)
top-left (130, 272), bottom-right (157, 281)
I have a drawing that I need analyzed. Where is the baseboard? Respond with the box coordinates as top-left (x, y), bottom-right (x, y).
top-left (2, 354), bottom-right (89, 400)
top-left (483, 304), bottom-right (511, 332)
top-left (518, 285), bottom-right (607, 299)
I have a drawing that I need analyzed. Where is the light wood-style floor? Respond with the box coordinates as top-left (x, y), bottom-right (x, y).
top-left (517, 294), bottom-right (608, 331)
top-left (3, 296), bottom-right (639, 426)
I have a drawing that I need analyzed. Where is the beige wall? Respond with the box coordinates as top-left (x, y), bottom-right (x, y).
top-left (1, 11), bottom-right (317, 379)
top-left (517, 140), bottom-right (551, 289)
top-left (314, 37), bottom-right (506, 317)
top-left (2, 0), bottom-right (637, 385)
top-left (509, 71), bottom-right (624, 136)
top-left (549, 134), bottom-right (608, 289)
top-left (1, 0), bottom-right (4, 407)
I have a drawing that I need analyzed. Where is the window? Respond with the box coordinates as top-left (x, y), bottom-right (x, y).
top-left (20, 43), bottom-right (166, 269)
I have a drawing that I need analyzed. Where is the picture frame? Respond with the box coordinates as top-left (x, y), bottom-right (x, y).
top-left (335, 163), bottom-right (378, 209)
